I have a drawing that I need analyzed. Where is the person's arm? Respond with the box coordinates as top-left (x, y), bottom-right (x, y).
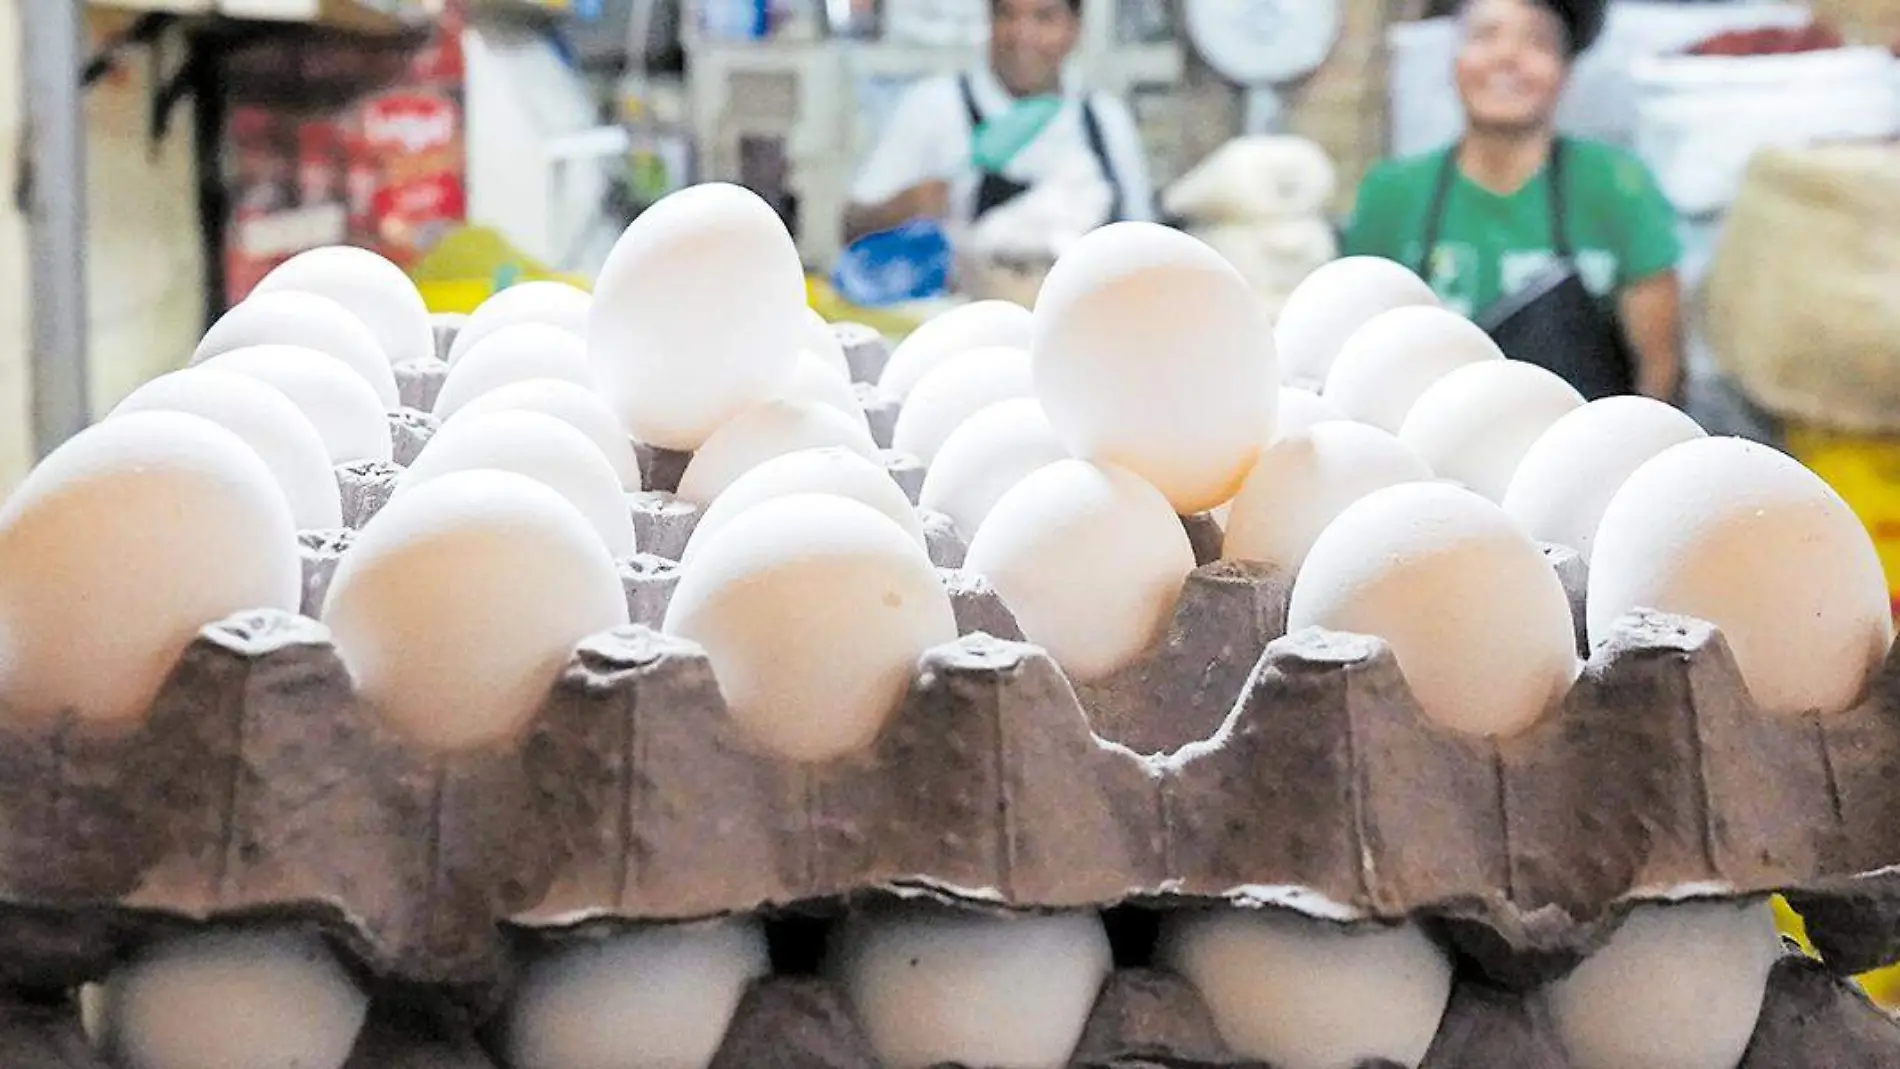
top-left (1089, 95), bottom-right (1156, 222)
top-left (845, 80), bottom-right (956, 244)
top-left (843, 182), bottom-right (951, 244)
top-left (1609, 151), bottom-right (1685, 401)
top-left (1620, 270), bottom-right (1683, 401)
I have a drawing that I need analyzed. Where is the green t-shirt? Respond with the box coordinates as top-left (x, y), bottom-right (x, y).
top-left (1342, 139), bottom-right (1681, 320)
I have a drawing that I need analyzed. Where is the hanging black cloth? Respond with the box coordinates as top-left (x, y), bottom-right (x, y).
top-left (1419, 138), bottom-right (1638, 401)
top-left (959, 74), bottom-right (1123, 224)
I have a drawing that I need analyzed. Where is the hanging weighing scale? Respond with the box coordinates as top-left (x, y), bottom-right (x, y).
top-left (1182, 0), bottom-right (1342, 134)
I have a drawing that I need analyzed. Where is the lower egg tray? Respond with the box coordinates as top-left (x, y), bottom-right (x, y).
top-left (0, 937), bottom-right (1893, 1069)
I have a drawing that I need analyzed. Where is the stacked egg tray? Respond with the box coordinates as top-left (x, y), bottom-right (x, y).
top-left (3, 323), bottom-right (1900, 1069)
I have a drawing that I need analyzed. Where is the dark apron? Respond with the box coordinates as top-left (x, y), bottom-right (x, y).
top-left (1419, 138), bottom-right (1638, 401)
top-left (960, 75), bottom-right (1124, 224)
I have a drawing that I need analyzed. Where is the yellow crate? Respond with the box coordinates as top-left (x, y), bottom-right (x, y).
top-left (408, 224), bottom-right (591, 316)
top-left (805, 276), bottom-right (954, 342)
top-left (1785, 425), bottom-right (1900, 618)
top-left (415, 273), bottom-right (592, 317)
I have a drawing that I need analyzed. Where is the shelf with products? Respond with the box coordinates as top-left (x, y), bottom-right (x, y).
top-left (27, 0), bottom-right (461, 461)
top-left (85, 0), bottom-right (428, 35)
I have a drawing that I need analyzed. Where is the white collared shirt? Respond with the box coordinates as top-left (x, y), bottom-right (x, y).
top-left (849, 65), bottom-right (1156, 227)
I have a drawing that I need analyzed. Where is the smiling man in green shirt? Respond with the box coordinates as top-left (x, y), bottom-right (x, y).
top-left (1344, 0), bottom-right (1683, 401)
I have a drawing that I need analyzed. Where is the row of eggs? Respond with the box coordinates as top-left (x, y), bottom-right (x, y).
top-left (91, 894), bottom-right (1780, 1069)
top-left (0, 181), bottom-right (1891, 767)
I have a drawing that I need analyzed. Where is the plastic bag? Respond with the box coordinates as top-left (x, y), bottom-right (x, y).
top-left (830, 220), bottom-right (954, 307)
top-left (1192, 218), bottom-right (1338, 305)
top-left (1632, 47), bottom-right (1899, 217)
top-left (964, 153), bottom-right (1113, 263)
top-left (1164, 136), bottom-right (1337, 225)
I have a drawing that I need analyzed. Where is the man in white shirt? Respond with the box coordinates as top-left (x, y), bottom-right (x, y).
top-left (841, 0), bottom-right (1156, 245)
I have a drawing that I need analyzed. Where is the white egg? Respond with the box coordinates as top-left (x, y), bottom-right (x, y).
top-left (199, 344), bottom-right (393, 464)
top-left (1588, 437), bottom-right (1892, 716)
top-left (505, 920), bottom-right (770, 1069)
top-left (448, 280), bottom-right (591, 366)
top-left (192, 290), bottom-right (399, 408)
top-left (100, 928), bottom-right (367, 1069)
top-left (1034, 222), bottom-right (1277, 514)
top-left (665, 495), bottom-right (955, 760)
top-left (964, 459), bottom-right (1195, 682)
top-left (322, 469), bottom-right (628, 751)
top-left (1546, 901), bottom-right (1781, 1069)
top-left (589, 183), bottom-right (805, 451)
top-left (1274, 256), bottom-right (1438, 388)
top-left (1288, 482), bottom-right (1577, 737)
top-left (1323, 305), bottom-right (1504, 433)
top-left (880, 299), bottom-right (1033, 400)
top-left (675, 399), bottom-right (878, 507)
top-left (801, 307), bottom-right (852, 380)
top-left (781, 351), bottom-right (867, 422)
top-left (830, 906), bottom-right (1112, 1069)
top-left (1398, 360), bottom-right (1584, 502)
top-left (0, 413), bottom-right (301, 725)
top-left (1502, 396), bottom-right (1707, 561)
top-left (1158, 910), bottom-right (1452, 1069)
top-left (891, 346), bottom-right (1035, 465)
top-left (400, 411), bottom-right (636, 557)
top-left (919, 398), bottom-right (1068, 543)
top-left (1277, 386), bottom-right (1344, 438)
top-left (1222, 422), bottom-right (1432, 574)
top-left (109, 367), bottom-right (342, 530)
top-left (253, 245), bottom-right (434, 366)
top-left (445, 378), bottom-right (643, 491)
top-left (682, 447), bottom-right (925, 565)
top-left (433, 323), bottom-right (594, 420)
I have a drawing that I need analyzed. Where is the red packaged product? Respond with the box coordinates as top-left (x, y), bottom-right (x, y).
top-left (218, 11), bottom-right (467, 306)
top-left (297, 121), bottom-right (345, 207)
top-left (344, 126), bottom-right (380, 243)
top-left (359, 90), bottom-right (466, 268)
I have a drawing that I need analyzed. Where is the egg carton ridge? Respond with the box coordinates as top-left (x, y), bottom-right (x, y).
top-left (6, 550), bottom-right (1900, 990)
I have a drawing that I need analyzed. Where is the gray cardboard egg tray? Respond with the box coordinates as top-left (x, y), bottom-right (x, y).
top-left (0, 319), bottom-right (1897, 1068)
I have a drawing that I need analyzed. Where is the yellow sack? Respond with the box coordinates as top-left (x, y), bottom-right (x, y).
top-left (1704, 143), bottom-right (1900, 435)
top-left (1785, 424), bottom-right (1900, 618)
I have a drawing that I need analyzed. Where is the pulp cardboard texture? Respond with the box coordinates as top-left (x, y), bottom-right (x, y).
top-left (339, 459), bottom-right (404, 530)
top-left (4, 320), bottom-right (1900, 1067)
top-left (432, 314), bottom-right (467, 363)
top-left (392, 409), bottom-right (441, 468)
top-left (397, 357), bottom-right (450, 414)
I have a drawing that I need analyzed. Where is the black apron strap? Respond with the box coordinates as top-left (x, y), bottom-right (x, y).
top-left (1080, 97), bottom-right (1125, 223)
top-left (963, 76), bottom-right (1032, 219)
top-left (1423, 140), bottom-right (1573, 274)
top-left (958, 73), bottom-right (983, 129)
top-left (1417, 146), bottom-right (1461, 278)
top-left (1545, 136), bottom-right (1574, 259)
